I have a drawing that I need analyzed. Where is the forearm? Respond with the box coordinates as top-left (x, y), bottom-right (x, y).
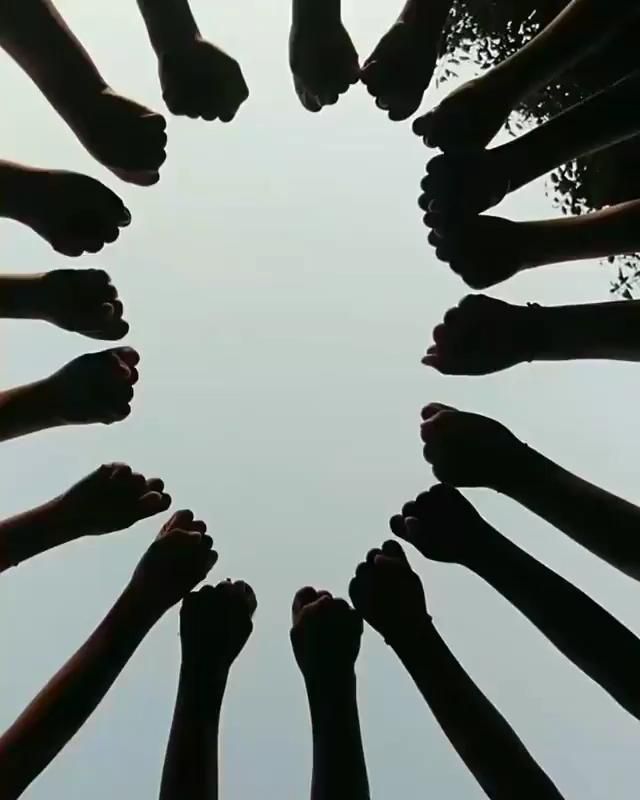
top-left (0, 380), bottom-right (57, 444)
top-left (392, 619), bottom-right (563, 800)
top-left (490, 0), bottom-right (638, 103)
top-left (501, 72), bottom-right (640, 192)
top-left (519, 200), bottom-right (640, 268)
top-left (136, 0), bottom-right (200, 55)
top-left (0, 161), bottom-right (33, 221)
top-left (0, 0), bottom-right (106, 101)
top-left (495, 444), bottom-right (640, 580)
top-left (0, 275), bottom-right (46, 319)
top-left (398, 0), bottom-right (453, 27)
top-left (465, 524), bottom-right (640, 719)
top-left (159, 664), bottom-right (225, 800)
top-left (0, 585), bottom-right (159, 800)
top-left (0, 497), bottom-right (74, 572)
top-left (305, 673), bottom-right (370, 800)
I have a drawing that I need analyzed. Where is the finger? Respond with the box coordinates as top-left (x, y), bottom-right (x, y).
top-left (293, 586), bottom-right (318, 616)
top-left (114, 347), bottom-right (140, 368)
top-left (381, 540), bottom-right (407, 561)
top-left (420, 402), bottom-right (453, 421)
top-left (146, 478), bottom-right (165, 493)
top-left (366, 547), bottom-right (382, 565)
top-left (172, 509), bottom-right (195, 527)
top-left (412, 111), bottom-right (432, 138)
top-left (389, 513), bottom-right (409, 539)
top-left (136, 491), bottom-right (172, 519)
top-left (401, 500), bottom-right (418, 518)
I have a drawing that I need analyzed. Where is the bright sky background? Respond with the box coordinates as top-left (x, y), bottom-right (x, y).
top-left (1, 2), bottom-right (640, 799)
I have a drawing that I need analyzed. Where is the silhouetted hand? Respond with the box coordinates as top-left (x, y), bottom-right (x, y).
top-left (420, 403), bottom-right (523, 489)
top-left (349, 541), bottom-right (428, 645)
top-left (12, 169), bottom-right (130, 256)
top-left (130, 510), bottom-right (217, 614)
top-left (425, 214), bottom-right (525, 289)
top-left (180, 580), bottom-right (257, 672)
top-left (291, 588), bottom-right (362, 682)
top-left (159, 37), bottom-right (248, 122)
top-left (37, 269), bottom-right (128, 340)
top-left (55, 463), bottom-right (171, 537)
top-left (390, 484), bottom-right (487, 564)
top-left (45, 347), bottom-right (140, 426)
top-left (424, 295), bottom-right (538, 375)
top-left (362, 18), bottom-right (437, 121)
top-left (65, 88), bottom-right (167, 186)
top-left (419, 151), bottom-right (510, 217)
top-left (289, 0), bottom-right (359, 112)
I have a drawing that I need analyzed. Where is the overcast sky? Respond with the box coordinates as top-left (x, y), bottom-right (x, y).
top-left (1, 2), bottom-right (640, 798)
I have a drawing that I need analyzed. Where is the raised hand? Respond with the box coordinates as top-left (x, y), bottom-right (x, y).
top-left (44, 347), bottom-right (139, 426)
top-left (424, 295), bottom-right (539, 376)
top-left (291, 588), bottom-right (362, 682)
top-left (180, 580), bottom-right (257, 672)
top-left (349, 541), bottom-right (428, 645)
top-left (55, 463), bottom-right (171, 537)
top-left (420, 403), bottom-right (524, 489)
top-left (8, 167), bottom-right (130, 256)
top-left (130, 510), bottom-right (217, 615)
top-left (289, 0), bottom-right (359, 112)
top-left (160, 37), bottom-right (248, 122)
top-left (390, 483), bottom-right (486, 564)
top-left (36, 269), bottom-right (128, 340)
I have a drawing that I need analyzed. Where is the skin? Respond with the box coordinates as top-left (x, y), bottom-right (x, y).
top-left (290, 588), bottom-right (370, 800)
top-left (424, 201), bottom-right (640, 289)
top-left (361, 0), bottom-right (454, 121)
top-left (0, 162), bottom-right (130, 256)
top-left (349, 541), bottom-right (564, 800)
top-left (0, 270), bottom-right (128, 340)
top-left (0, 510), bottom-right (216, 800)
top-left (0, 463), bottom-right (171, 571)
top-left (0, 0), bottom-right (166, 185)
top-left (423, 294), bottom-right (640, 375)
top-left (136, 0), bottom-right (249, 122)
top-left (418, 70), bottom-right (640, 218)
top-left (413, 0), bottom-right (640, 150)
top-left (159, 581), bottom-right (257, 800)
top-left (391, 484), bottom-right (640, 722)
top-left (0, 347), bottom-right (139, 443)
top-left (419, 403), bottom-right (640, 582)
top-left (289, 0), bottom-right (359, 112)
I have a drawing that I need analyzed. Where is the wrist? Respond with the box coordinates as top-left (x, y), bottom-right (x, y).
top-left (304, 666), bottom-right (357, 697)
top-left (292, 0), bottom-right (341, 29)
top-left (0, 161), bottom-right (32, 220)
top-left (387, 614), bottom-right (435, 655)
top-left (489, 439), bottom-right (536, 495)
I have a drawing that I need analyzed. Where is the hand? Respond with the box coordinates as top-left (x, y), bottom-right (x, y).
top-left (362, 18), bottom-right (437, 121)
top-left (37, 269), bottom-right (128, 340)
top-left (349, 541), bottom-right (428, 645)
top-left (180, 580), bottom-right (257, 673)
top-left (290, 588), bottom-right (362, 682)
top-left (12, 169), bottom-right (130, 256)
top-left (390, 484), bottom-right (487, 564)
top-left (45, 347), bottom-right (140, 426)
top-left (289, 2), bottom-right (359, 112)
top-left (423, 295), bottom-right (538, 376)
top-left (55, 463), bottom-right (171, 538)
top-left (130, 510), bottom-right (217, 614)
top-left (160, 37), bottom-right (249, 122)
top-left (420, 403), bottom-right (523, 489)
top-left (65, 88), bottom-right (167, 186)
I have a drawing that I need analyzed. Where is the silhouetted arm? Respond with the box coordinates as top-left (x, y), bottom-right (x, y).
top-left (463, 520), bottom-right (640, 719)
top-left (391, 618), bottom-right (564, 800)
top-left (0, 500), bottom-right (71, 571)
top-left (0, 380), bottom-right (58, 444)
top-left (494, 444), bottom-right (640, 582)
top-left (0, 275), bottom-right (46, 319)
top-left (304, 673), bottom-right (370, 800)
top-left (136, 0), bottom-right (199, 55)
top-left (0, 585), bottom-right (161, 800)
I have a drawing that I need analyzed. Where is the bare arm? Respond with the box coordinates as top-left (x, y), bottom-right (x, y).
top-left (136, 0), bottom-right (200, 55)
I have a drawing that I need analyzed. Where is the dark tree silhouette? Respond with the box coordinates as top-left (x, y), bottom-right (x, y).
top-left (437, 1), bottom-right (640, 295)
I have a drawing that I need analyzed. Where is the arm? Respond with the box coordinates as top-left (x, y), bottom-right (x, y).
top-left (393, 618), bottom-right (564, 800)
top-left (136, 0), bottom-right (200, 55)
top-left (0, 380), bottom-right (58, 444)
top-left (0, 275), bottom-right (47, 319)
top-left (464, 521), bottom-right (640, 720)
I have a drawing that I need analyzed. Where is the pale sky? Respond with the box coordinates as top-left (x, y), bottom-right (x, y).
top-left (1, 2), bottom-right (640, 799)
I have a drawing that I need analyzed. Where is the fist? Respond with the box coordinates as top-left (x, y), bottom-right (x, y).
top-left (424, 294), bottom-right (537, 376)
top-left (290, 588), bottom-right (362, 681)
top-left (180, 580), bottom-right (257, 672)
top-left (57, 463), bottom-right (171, 537)
top-left (420, 403), bottom-right (522, 489)
top-left (390, 484), bottom-right (487, 564)
top-left (71, 88), bottom-right (167, 186)
top-left (14, 169), bottom-right (130, 256)
top-left (289, 10), bottom-right (359, 111)
top-left (361, 20), bottom-right (436, 121)
top-left (45, 347), bottom-right (140, 426)
top-left (160, 38), bottom-right (249, 122)
top-left (349, 541), bottom-right (428, 645)
top-left (38, 269), bottom-right (128, 341)
top-left (131, 510), bottom-right (217, 613)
